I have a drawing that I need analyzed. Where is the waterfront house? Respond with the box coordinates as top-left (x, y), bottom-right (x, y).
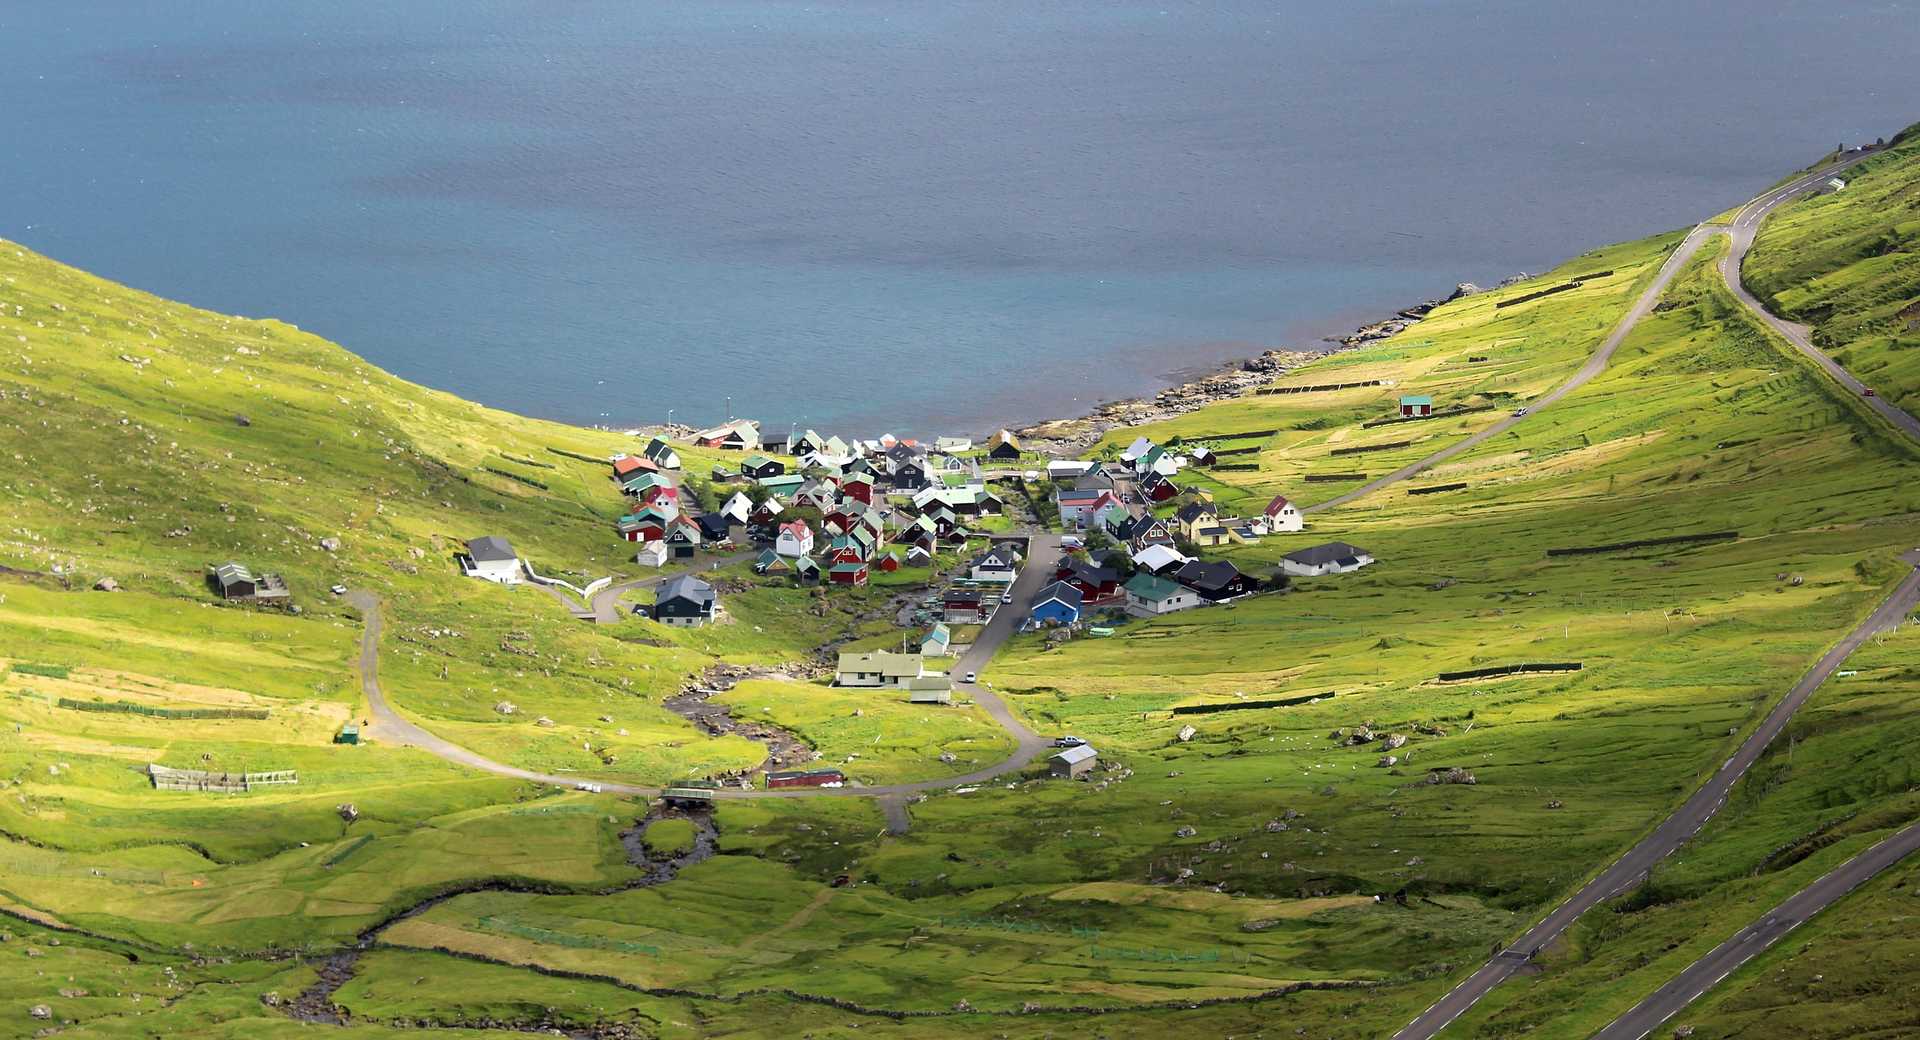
top-left (789, 429), bottom-right (825, 456)
top-left (934, 436), bottom-right (973, 453)
top-left (694, 419), bottom-right (761, 450)
top-left (643, 436), bottom-right (681, 470)
top-left (741, 454), bottom-right (785, 480)
top-left (461, 536), bottom-right (523, 585)
top-left (987, 429), bottom-right (1022, 460)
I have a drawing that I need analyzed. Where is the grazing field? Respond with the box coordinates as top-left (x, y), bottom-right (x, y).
top-left (4, 130), bottom-right (1920, 1037)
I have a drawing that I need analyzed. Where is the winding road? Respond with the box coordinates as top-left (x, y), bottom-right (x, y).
top-left (338, 145), bottom-right (1919, 1035)
top-left (1389, 147), bottom-right (1920, 1040)
top-left (346, 533), bottom-right (1065, 808)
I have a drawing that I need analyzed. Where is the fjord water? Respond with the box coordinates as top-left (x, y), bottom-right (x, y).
top-left (3, 2), bottom-right (1915, 436)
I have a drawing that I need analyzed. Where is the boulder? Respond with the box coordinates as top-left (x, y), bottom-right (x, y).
top-left (1177, 725), bottom-right (1197, 743)
top-left (319, 537), bottom-right (342, 552)
top-left (1426, 767), bottom-right (1477, 786)
top-left (494, 701), bottom-right (516, 715)
top-left (1175, 826), bottom-right (1198, 838)
top-left (1377, 755), bottom-right (1398, 768)
top-left (28, 1005), bottom-right (51, 1020)
top-left (92, 577), bottom-right (119, 592)
top-left (1380, 733), bottom-right (1408, 751)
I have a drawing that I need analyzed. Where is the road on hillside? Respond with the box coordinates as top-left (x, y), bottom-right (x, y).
top-left (344, 532), bottom-right (1065, 808)
top-left (1590, 816), bottom-right (1920, 1040)
top-left (1306, 150), bottom-right (1884, 516)
top-left (1387, 148), bottom-right (1904, 1040)
top-left (1717, 157), bottom-right (1920, 442)
top-left (1388, 550), bottom-right (1920, 1040)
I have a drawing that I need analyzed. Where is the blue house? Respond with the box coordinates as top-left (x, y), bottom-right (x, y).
top-left (1029, 581), bottom-right (1084, 627)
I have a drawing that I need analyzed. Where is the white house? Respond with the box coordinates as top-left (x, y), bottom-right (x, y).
top-left (719, 491), bottom-right (753, 524)
top-left (1259, 494), bottom-right (1304, 533)
top-left (968, 544), bottom-right (1021, 583)
top-left (634, 540), bottom-right (669, 567)
top-left (934, 436), bottom-right (973, 453)
top-left (462, 536), bottom-right (523, 585)
top-left (775, 520), bottom-right (815, 558)
top-left (1131, 542), bottom-right (1190, 575)
top-left (834, 651), bottom-right (932, 689)
top-left (1124, 572), bottom-right (1203, 617)
top-left (1279, 541), bottom-right (1376, 577)
top-left (1823, 177), bottom-right (1847, 194)
top-left (1121, 436), bottom-right (1155, 463)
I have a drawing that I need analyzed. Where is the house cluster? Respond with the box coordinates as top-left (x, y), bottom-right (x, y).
top-left (612, 440), bottom-right (710, 566)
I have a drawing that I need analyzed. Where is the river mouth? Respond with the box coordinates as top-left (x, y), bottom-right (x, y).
top-left (284, 805), bottom-right (719, 1033)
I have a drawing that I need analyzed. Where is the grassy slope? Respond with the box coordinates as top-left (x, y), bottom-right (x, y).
top-left (1744, 121), bottom-right (1920, 413)
top-left (6, 136), bottom-right (1920, 1037)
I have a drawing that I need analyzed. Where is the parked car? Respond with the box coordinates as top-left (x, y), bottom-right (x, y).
top-left (1001, 591), bottom-right (1014, 603)
top-left (963, 671), bottom-right (977, 684)
top-left (1864, 387), bottom-right (1877, 397)
top-left (1512, 407), bottom-right (1529, 417)
top-left (329, 584), bottom-right (348, 595)
top-left (1053, 736), bottom-right (1087, 748)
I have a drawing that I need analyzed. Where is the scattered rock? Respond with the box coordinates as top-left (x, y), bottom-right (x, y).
top-left (534, 716), bottom-right (555, 728)
top-left (1673, 1028), bottom-right (1695, 1039)
top-left (494, 701), bottom-right (516, 715)
top-left (953, 1000), bottom-right (973, 1013)
top-left (1426, 767), bottom-right (1477, 786)
top-left (28, 1005), bottom-right (51, 1020)
top-left (1377, 755), bottom-right (1398, 768)
top-left (259, 992), bottom-right (283, 1008)
top-left (1546, 799), bottom-right (1563, 809)
top-left (1265, 819), bottom-right (1289, 832)
top-left (233, 414), bottom-right (251, 427)
top-left (318, 537), bottom-right (342, 553)
top-left (337, 803), bottom-right (359, 822)
top-left (1175, 826), bottom-right (1198, 838)
top-left (56, 988), bottom-right (86, 999)
top-left (1177, 724), bottom-right (1197, 743)
top-left (92, 577), bottom-right (119, 592)
top-left (1380, 733), bottom-right (1408, 751)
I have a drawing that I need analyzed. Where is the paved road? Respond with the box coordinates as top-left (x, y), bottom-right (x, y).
top-left (1717, 153), bottom-right (1920, 442)
top-left (1391, 552), bottom-right (1920, 1040)
top-left (1306, 151), bottom-right (1883, 516)
top-left (344, 532), bottom-right (1065, 806)
top-left (1386, 148), bottom-right (1905, 1040)
top-left (1590, 817), bottom-right (1920, 1040)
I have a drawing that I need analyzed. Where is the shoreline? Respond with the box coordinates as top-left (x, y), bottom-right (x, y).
top-left (611, 278), bottom-right (1514, 457)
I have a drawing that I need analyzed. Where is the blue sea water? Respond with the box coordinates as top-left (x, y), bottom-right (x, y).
top-left (2, 1), bottom-right (1915, 436)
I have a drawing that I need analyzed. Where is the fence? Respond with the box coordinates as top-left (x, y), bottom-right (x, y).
top-left (497, 452), bottom-right (556, 470)
top-left (148, 763), bottom-right (298, 793)
top-left (59, 698), bottom-right (269, 721)
top-left (1495, 281), bottom-right (1580, 309)
top-left (1361, 404), bottom-right (1496, 429)
top-left (546, 446), bottom-right (607, 464)
top-left (1257, 380), bottom-right (1383, 395)
top-left (481, 466), bottom-right (550, 490)
top-left (1545, 531), bottom-right (1738, 557)
top-left (1212, 463), bottom-right (1261, 473)
top-left (1304, 472), bottom-right (1366, 483)
top-left (10, 663), bottom-right (69, 679)
top-left (1436, 662), bottom-right (1582, 682)
top-left (1195, 428), bottom-right (1280, 440)
top-left (1331, 440), bottom-right (1411, 456)
top-left (1171, 691), bottom-right (1333, 715)
top-left (1210, 446), bottom-right (1264, 458)
top-left (1407, 482), bottom-right (1469, 496)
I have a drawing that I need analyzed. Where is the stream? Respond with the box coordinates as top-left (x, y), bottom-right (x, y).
top-left (285, 806), bottom-right (719, 1036)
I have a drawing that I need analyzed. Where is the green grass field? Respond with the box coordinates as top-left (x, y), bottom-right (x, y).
top-left (4, 128), bottom-right (1920, 1037)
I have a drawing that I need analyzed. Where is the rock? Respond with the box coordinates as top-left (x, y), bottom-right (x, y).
top-left (337, 803), bottom-right (358, 822)
top-left (1445, 282), bottom-right (1484, 301)
top-left (953, 1000), bottom-right (973, 1013)
top-left (92, 577), bottom-right (119, 591)
top-left (535, 716), bottom-right (555, 727)
top-left (56, 988), bottom-right (85, 999)
top-left (494, 701), bottom-right (516, 715)
top-left (318, 537), bottom-right (342, 552)
top-left (233, 414), bottom-right (251, 427)
top-left (1546, 799), bottom-right (1563, 809)
top-left (1672, 1028), bottom-right (1694, 1039)
top-left (1175, 826), bottom-right (1198, 838)
top-left (1177, 725), bottom-right (1197, 743)
top-left (1265, 819), bottom-right (1289, 832)
top-left (1495, 273), bottom-right (1534, 288)
top-left (1241, 919), bottom-right (1279, 932)
top-left (28, 1005), bottom-right (51, 1020)
top-left (1426, 767), bottom-right (1477, 786)
top-left (938, 752), bottom-right (957, 764)
top-left (259, 992), bottom-right (283, 1008)
top-left (1377, 755), bottom-right (1398, 768)
top-left (1380, 733), bottom-right (1408, 751)
top-left (1346, 726), bottom-right (1375, 746)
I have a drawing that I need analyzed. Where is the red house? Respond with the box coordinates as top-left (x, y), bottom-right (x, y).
top-left (612, 455), bottom-right (657, 482)
top-left (1143, 474), bottom-right (1181, 503)
top-left (840, 477), bottom-right (874, 504)
top-left (766, 768), bottom-right (845, 789)
top-left (829, 561), bottom-right (870, 586)
top-left (637, 483), bottom-right (679, 508)
top-left (876, 553), bottom-right (900, 572)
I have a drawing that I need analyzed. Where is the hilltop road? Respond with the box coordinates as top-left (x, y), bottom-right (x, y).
top-left (1308, 149), bottom-right (1884, 516)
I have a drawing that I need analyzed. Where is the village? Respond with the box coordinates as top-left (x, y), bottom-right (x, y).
top-left (331, 406), bottom-right (1395, 794)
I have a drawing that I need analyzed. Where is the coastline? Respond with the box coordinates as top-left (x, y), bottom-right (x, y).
top-left (1004, 277), bottom-right (1503, 458)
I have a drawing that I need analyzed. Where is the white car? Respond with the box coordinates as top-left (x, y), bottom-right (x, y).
top-left (1512, 407), bottom-right (1529, 417)
top-left (330, 584), bottom-right (348, 595)
top-left (1001, 591), bottom-right (1014, 603)
top-left (963, 671), bottom-right (977, 684)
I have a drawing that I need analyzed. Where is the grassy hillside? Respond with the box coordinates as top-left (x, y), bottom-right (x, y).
top-left (1745, 121), bottom-right (1920, 412)
top-left (4, 133), bottom-right (1920, 1037)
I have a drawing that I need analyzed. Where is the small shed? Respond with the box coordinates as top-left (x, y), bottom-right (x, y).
top-left (334, 723), bottom-right (360, 745)
top-left (1049, 744), bottom-right (1097, 779)
top-left (1399, 395), bottom-right (1434, 418)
